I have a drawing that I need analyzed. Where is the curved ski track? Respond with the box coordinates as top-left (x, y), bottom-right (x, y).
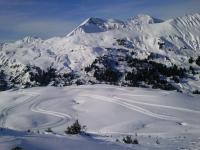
top-left (0, 92), bottom-right (72, 130)
top-left (1, 89), bottom-right (200, 134)
top-left (80, 93), bottom-right (200, 122)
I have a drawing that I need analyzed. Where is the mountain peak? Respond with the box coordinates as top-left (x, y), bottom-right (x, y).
top-left (68, 14), bottom-right (164, 36)
top-left (67, 17), bottom-right (125, 36)
top-left (128, 14), bottom-right (163, 25)
top-left (82, 17), bottom-right (106, 25)
top-left (67, 17), bottom-right (107, 36)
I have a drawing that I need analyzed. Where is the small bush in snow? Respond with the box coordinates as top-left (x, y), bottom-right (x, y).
top-left (45, 128), bottom-right (53, 132)
top-left (65, 120), bottom-right (82, 135)
top-left (193, 90), bottom-right (200, 94)
top-left (132, 138), bottom-right (139, 144)
top-left (122, 136), bottom-right (139, 144)
top-left (156, 138), bottom-right (160, 144)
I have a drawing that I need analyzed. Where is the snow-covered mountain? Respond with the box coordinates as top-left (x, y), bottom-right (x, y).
top-left (0, 13), bottom-right (200, 93)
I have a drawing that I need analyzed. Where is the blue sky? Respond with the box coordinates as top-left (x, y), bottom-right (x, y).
top-left (0, 0), bottom-right (200, 42)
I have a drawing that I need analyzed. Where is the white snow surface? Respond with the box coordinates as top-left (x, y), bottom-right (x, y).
top-left (0, 85), bottom-right (200, 150)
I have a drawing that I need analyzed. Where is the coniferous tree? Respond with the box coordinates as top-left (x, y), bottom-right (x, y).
top-left (196, 56), bottom-right (200, 66)
top-left (189, 57), bottom-right (194, 64)
top-left (65, 120), bottom-right (82, 134)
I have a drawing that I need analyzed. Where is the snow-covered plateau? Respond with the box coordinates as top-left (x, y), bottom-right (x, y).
top-left (0, 13), bottom-right (200, 150)
top-left (0, 85), bottom-right (200, 150)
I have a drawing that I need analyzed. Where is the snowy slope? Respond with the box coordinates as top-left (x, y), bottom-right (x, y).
top-left (1, 13), bottom-right (200, 70)
top-left (0, 13), bottom-right (200, 92)
top-left (0, 85), bottom-right (200, 150)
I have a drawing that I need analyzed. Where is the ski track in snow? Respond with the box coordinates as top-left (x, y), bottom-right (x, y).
top-left (115, 96), bottom-right (200, 114)
top-left (1, 88), bottom-right (200, 134)
top-left (29, 97), bottom-right (72, 130)
top-left (0, 93), bottom-right (40, 128)
top-left (81, 94), bottom-right (178, 121)
top-left (0, 92), bottom-right (72, 130)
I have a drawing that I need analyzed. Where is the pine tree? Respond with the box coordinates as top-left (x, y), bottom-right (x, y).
top-left (196, 56), bottom-right (200, 66)
top-left (65, 120), bottom-right (82, 134)
top-left (188, 57), bottom-right (194, 64)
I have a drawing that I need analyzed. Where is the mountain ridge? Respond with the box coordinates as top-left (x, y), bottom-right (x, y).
top-left (0, 13), bottom-right (200, 93)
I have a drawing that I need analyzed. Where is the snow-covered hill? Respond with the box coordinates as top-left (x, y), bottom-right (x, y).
top-left (1, 85), bottom-right (200, 150)
top-left (0, 13), bottom-right (200, 93)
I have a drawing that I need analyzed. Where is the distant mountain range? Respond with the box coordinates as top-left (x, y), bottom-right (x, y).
top-left (0, 13), bottom-right (200, 93)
